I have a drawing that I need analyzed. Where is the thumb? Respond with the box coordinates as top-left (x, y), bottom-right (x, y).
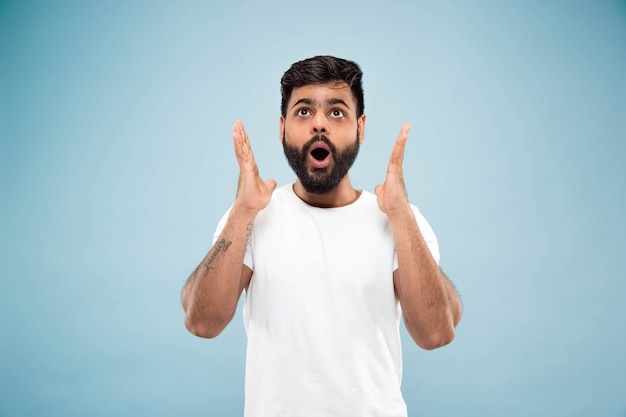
top-left (266, 179), bottom-right (277, 193)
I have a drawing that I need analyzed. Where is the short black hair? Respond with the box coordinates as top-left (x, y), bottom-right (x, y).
top-left (280, 55), bottom-right (364, 118)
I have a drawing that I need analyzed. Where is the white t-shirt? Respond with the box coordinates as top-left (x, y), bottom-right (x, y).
top-left (213, 184), bottom-right (439, 417)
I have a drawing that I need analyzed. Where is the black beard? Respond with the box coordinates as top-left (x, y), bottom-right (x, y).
top-left (282, 131), bottom-right (360, 194)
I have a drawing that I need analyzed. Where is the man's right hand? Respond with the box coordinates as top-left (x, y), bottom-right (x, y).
top-left (232, 120), bottom-right (277, 214)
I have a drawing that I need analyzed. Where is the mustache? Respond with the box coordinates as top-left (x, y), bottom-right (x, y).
top-left (303, 135), bottom-right (337, 154)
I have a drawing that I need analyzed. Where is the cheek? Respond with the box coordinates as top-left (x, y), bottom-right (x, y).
top-left (285, 123), bottom-right (308, 139)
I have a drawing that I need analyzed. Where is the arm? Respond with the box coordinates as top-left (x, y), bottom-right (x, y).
top-left (181, 121), bottom-right (276, 338)
top-left (375, 124), bottom-right (462, 350)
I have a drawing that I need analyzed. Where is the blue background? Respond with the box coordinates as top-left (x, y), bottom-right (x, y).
top-left (1, 1), bottom-right (625, 416)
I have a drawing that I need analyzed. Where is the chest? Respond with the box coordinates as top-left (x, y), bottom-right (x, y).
top-left (250, 204), bottom-right (395, 296)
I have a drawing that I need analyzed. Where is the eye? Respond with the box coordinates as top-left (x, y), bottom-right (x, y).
top-left (330, 109), bottom-right (344, 118)
top-left (297, 108), bottom-right (311, 117)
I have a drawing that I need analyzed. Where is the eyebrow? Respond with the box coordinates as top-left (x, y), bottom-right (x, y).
top-left (291, 97), bottom-right (350, 109)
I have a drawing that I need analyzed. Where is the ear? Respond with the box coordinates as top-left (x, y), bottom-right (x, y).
top-left (279, 115), bottom-right (285, 143)
top-left (357, 114), bottom-right (366, 144)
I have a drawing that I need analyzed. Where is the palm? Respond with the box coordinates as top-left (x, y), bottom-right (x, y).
top-left (375, 124), bottom-right (411, 215)
top-left (232, 121), bottom-right (276, 212)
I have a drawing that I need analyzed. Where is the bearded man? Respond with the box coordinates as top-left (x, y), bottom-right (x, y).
top-left (181, 55), bottom-right (462, 417)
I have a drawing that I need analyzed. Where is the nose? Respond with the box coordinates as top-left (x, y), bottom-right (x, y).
top-left (311, 113), bottom-right (327, 135)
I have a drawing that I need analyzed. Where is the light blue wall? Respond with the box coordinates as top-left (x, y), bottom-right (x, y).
top-left (1, 1), bottom-right (625, 416)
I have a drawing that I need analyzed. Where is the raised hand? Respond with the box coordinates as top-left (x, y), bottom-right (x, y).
top-left (232, 120), bottom-right (277, 214)
top-left (375, 123), bottom-right (411, 217)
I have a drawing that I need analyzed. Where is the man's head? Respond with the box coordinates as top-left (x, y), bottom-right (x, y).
top-left (280, 56), bottom-right (366, 195)
top-left (280, 55), bottom-right (364, 119)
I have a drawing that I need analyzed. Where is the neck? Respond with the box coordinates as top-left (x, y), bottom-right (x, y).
top-left (293, 175), bottom-right (360, 208)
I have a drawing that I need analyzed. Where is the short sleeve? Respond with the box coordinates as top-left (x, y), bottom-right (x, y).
top-left (212, 206), bottom-right (254, 270)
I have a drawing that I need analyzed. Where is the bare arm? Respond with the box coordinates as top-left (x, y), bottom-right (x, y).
top-left (375, 124), bottom-right (462, 350)
top-left (390, 207), bottom-right (462, 349)
top-left (181, 121), bottom-right (276, 338)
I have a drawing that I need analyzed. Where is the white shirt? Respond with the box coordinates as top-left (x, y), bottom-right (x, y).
top-left (214, 184), bottom-right (439, 417)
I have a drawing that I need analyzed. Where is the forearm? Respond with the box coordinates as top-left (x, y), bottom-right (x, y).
top-left (390, 205), bottom-right (462, 349)
top-left (182, 206), bottom-right (256, 338)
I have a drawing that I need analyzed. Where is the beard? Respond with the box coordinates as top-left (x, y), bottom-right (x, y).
top-left (282, 130), bottom-right (360, 194)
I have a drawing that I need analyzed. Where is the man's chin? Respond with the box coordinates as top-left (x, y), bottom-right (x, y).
top-left (299, 175), bottom-right (343, 194)
top-left (308, 167), bottom-right (331, 176)
top-left (301, 185), bottom-right (334, 195)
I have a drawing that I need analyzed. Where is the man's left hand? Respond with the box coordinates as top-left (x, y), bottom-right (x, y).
top-left (375, 123), bottom-right (412, 217)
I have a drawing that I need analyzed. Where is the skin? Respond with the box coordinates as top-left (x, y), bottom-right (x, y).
top-left (181, 82), bottom-right (462, 349)
top-left (280, 82), bottom-right (365, 207)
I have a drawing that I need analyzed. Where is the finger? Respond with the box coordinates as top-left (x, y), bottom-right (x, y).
top-left (391, 123), bottom-right (411, 165)
top-left (265, 179), bottom-right (277, 193)
top-left (233, 121), bottom-right (256, 166)
top-left (242, 123), bottom-right (254, 162)
top-left (232, 121), bottom-right (247, 164)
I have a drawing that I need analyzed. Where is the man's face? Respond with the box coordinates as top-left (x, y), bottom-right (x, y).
top-left (280, 82), bottom-right (366, 194)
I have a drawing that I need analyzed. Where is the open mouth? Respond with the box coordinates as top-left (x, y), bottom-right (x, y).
top-left (311, 148), bottom-right (330, 161)
top-left (308, 141), bottom-right (332, 168)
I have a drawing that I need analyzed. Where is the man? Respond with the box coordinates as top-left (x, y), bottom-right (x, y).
top-left (181, 55), bottom-right (462, 416)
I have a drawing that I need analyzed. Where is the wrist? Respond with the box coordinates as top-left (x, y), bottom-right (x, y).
top-left (230, 202), bottom-right (261, 220)
top-left (385, 202), bottom-right (413, 223)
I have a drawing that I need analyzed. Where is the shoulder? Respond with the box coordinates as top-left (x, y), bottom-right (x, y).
top-left (253, 183), bottom-right (301, 223)
top-left (265, 183), bottom-right (299, 209)
top-left (356, 189), bottom-right (380, 210)
top-left (270, 183), bottom-right (294, 200)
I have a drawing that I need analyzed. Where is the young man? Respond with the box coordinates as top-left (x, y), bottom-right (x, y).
top-left (182, 55), bottom-right (462, 416)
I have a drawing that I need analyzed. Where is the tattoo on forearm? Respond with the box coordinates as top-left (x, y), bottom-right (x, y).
top-left (203, 239), bottom-right (232, 276)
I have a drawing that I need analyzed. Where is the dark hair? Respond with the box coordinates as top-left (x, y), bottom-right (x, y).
top-left (280, 55), bottom-right (364, 118)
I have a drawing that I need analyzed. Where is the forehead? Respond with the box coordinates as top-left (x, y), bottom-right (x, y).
top-left (288, 82), bottom-right (355, 108)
